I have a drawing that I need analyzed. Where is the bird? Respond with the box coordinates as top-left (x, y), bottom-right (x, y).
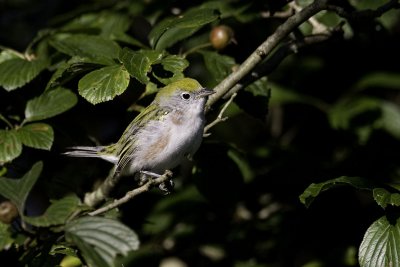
top-left (64, 78), bottom-right (214, 187)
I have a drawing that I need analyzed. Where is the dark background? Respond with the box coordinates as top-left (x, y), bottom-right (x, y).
top-left (1, 0), bottom-right (400, 266)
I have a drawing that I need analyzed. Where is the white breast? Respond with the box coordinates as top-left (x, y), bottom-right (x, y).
top-left (125, 100), bottom-right (206, 175)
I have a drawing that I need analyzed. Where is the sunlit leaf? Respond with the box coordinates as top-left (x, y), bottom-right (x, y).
top-left (23, 195), bottom-right (80, 227)
top-left (0, 49), bottom-right (20, 64)
top-left (24, 87), bottom-right (78, 123)
top-left (59, 255), bottom-right (82, 267)
top-left (0, 222), bottom-right (13, 250)
top-left (119, 48), bottom-right (164, 84)
top-left (65, 216), bottom-right (140, 267)
top-left (359, 216), bottom-right (400, 267)
top-left (0, 57), bottom-right (48, 91)
top-left (0, 130), bottom-right (22, 164)
top-left (373, 188), bottom-right (400, 209)
top-left (0, 162), bottom-right (42, 213)
top-left (46, 57), bottom-right (100, 90)
top-left (17, 123), bottom-right (54, 150)
top-left (78, 64), bottom-right (130, 104)
top-left (50, 34), bottom-right (120, 65)
top-left (149, 8), bottom-right (219, 50)
top-left (153, 55), bottom-right (189, 84)
top-left (300, 176), bottom-right (374, 208)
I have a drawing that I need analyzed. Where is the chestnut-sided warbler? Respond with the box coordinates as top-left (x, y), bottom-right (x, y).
top-left (65, 78), bottom-right (214, 181)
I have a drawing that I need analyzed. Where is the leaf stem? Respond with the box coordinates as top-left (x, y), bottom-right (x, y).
top-left (182, 43), bottom-right (212, 58)
top-left (0, 114), bottom-right (14, 129)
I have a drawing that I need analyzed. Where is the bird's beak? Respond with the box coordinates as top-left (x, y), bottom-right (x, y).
top-left (197, 88), bottom-right (215, 99)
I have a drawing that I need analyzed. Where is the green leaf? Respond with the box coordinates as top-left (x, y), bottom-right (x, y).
top-left (227, 149), bottom-right (254, 183)
top-left (373, 188), bottom-right (400, 209)
top-left (24, 87), bottom-right (78, 123)
top-left (23, 195), bottom-right (80, 227)
top-left (63, 12), bottom-right (129, 37)
top-left (61, 11), bottom-right (145, 48)
top-left (299, 176), bottom-right (374, 208)
top-left (95, 12), bottom-right (132, 39)
top-left (268, 82), bottom-right (323, 107)
top-left (113, 32), bottom-right (146, 48)
top-left (119, 48), bottom-right (164, 84)
top-left (354, 72), bottom-right (400, 91)
top-left (149, 8), bottom-right (220, 50)
top-left (0, 130), bottom-right (22, 164)
top-left (17, 123), bottom-right (54, 150)
top-left (359, 216), bottom-right (400, 267)
top-left (328, 97), bottom-right (381, 129)
top-left (200, 1), bottom-right (250, 19)
top-left (0, 57), bottom-right (48, 91)
top-left (0, 49), bottom-right (20, 64)
top-left (200, 50), bottom-right (235, 85)
top-left (65, 216), bottom-right (140, 267)
top-left (244, 77), bottom-right (270, 97)
top-left (0, 222), bottom-right (13, 250)
top-left (0, 162), bottom-right (42, 213)
top-left (78, 64), bottom-right (130, 104)
top-left (50, 34), bottom-right (120, 65)
top-left (379, 101), bottom-right (400, 139)
top-left (46, 57), bottom-right (100, 90)
top-left (153, 55), bottom-right (189, 84)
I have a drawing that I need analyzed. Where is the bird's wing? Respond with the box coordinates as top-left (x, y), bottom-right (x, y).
top-left (114, 104), bottom-right (172, 175)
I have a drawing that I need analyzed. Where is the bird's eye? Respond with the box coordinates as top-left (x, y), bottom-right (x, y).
top-left (181, 93), bottom-right (191, 100)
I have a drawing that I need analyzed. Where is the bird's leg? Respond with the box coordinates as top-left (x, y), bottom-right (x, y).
top-left (139, 170), bottom-right (174, 194)
top-left (140, 170), bottom-right (164, 178)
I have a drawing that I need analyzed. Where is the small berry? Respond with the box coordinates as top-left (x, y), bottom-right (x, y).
top-left (0, 201), bottom-right (19, 224)
top-left (210, 25), bottom-right (234, 50)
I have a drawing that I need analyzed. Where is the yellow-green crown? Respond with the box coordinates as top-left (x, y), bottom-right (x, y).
top-left (155, 78), bottom-right (202, 100)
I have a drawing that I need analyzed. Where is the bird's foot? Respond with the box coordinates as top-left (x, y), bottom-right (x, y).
top-left (139, 170), bottom-right (174, 194)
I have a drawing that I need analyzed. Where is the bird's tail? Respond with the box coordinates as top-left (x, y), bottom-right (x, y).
top-left (63, 146), bottom-right (104, 157)
top-left (64, 145), bottom-right (118, 164)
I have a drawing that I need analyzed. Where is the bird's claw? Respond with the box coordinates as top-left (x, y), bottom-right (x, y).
top-left (159, 179), bottom-right (174, 194)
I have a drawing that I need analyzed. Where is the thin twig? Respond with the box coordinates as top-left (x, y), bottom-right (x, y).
top-left (260, 9), bottom-right (294, 19)
top-left (203, 93), bottom-right (237, 137)
top-left (88, 170), bottom-right (173, 216)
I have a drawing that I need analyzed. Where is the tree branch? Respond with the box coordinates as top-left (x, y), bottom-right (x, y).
top-left (222, 30), bottom-right (336, 100)
top-left (84, 166), bottom-right (121, 207)
top-left (81, 0), bottom-right (399, 212)
top-left (206, 0), bottom-right (330, 109)
top-left (88, 170), bottom-right (173, 216)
